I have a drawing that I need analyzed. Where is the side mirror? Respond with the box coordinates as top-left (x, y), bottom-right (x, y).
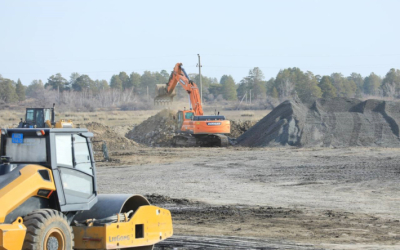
top-left (1, 156), bottom-right (11, 164)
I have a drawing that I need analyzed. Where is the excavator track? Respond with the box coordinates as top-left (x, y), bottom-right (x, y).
top-left (172, 134), bottom-right (197, 147)
top-left (172, 134), bottom-right (229, 147)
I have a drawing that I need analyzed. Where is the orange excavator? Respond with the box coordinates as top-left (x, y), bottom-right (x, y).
top-left (155, 63), bottom-right (230, 147)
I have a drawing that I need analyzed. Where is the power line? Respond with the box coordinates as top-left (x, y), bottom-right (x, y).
top-left (0, 54), bottom-right (195, 63)
top-left (1, 53), bottom-right (399, 63)
top-left (202, 53), bottom-right (400, 58)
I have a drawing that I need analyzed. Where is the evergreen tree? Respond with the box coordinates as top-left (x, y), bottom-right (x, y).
top-left (348, 73), bottom-right (364, 97)
top-left (273, 68), bottom-right (296, 99)
top-left (381, 68), bottom-right (400, 98)
top-left (160, 70), bottom-right (169, 79)
top-left (129, 72), bottom-right (141, 93)
top-left (208, 84), bottom-right (223, 98)
top-left (220, 75), bottom-right (237, 100)
top-left (45, 73), bottom-right (68, 91)
top-left (273, 67), bottom-right (321, 101)
top-left (94, 80), bottom-right (109, 93)
top-left (0, 78), bottom-right (18, 103)
top-left (140, 71), bottom-right (157, 96)
top-left (26, 80), bottom-right (44, 98)
top-left (237, 68), bottom-right (266, 100)
top-left (265, 78), bottom-right (275, 96)
top-left (249, 67), bottom-right (266, 99)
top-left (363, 73), bottom-right (382, 96)
top-left (319, 76), bottom-right (337, 98)
top-left (271, 87), bottom-right (279, 99)
top-left (295, 71), bottom-right (322, 101)
top-left (330, 73), bottom-right (346, 97)
top-left (16, 79), bottom-right (26, 101)
top-left (342, 78), bottom-right (357, 97)
top-left (69, 72), bottom-right (81, 90)
top-left (155, 71), bottom-right (169, 87)
top-left (119, 72), bottom-right (130, 90)
top-left (110, 75), bottom-right (123, 90)
top-left (72, 75), bottom-right (95, 91)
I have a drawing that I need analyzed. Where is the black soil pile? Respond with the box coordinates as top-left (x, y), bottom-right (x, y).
top-left (126, 109), bottom-right (177, 146)
top-left (83, 122), bottom-right (139, 151)
top-left (237, 97), bottom-right (400, 147)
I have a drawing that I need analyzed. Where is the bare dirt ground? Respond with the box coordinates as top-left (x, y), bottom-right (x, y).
top-left (95, 147), bottom-right (400, 249)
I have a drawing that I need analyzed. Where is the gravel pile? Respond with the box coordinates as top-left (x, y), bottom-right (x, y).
top-left (237, 97), bottom-right (400, 147)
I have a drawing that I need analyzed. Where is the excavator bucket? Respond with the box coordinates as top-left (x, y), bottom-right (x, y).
top-left (154, 84), bottom-right (176, 105)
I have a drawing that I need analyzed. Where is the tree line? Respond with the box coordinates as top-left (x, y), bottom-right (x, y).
top-left (1, 67), bottom-right (400, 106)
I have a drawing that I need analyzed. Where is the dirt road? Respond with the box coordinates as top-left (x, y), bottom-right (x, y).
top-left (96, 147), bottom-right (400, 249)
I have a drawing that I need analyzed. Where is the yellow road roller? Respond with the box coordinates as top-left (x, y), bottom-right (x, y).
top-left (0, 128), bottom-right (172, 250)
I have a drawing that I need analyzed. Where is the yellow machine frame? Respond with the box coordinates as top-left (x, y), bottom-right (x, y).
top-left (74, 206), bottom-right (173, 249)
top-left (0, 165), bottom-right (56, 250)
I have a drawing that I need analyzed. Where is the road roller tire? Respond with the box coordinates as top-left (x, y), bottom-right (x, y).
top-left (22, 209), bottom-right (74, 250)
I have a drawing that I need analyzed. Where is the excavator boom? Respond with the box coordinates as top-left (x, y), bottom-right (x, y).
top-left (155, 63), bottom-right (203, 115)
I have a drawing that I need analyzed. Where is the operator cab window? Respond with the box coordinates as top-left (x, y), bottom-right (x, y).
top-left (44, 109), bottom-right (51, 123)
top-left (35, 110), bottom-right (44, 128)
top-left (55, 134), bottom-right (92, 175)
top-left (73, 135), bottom-right (92, 175)
top-left (26, 109), bottom-right (34, 122)
top-left (55, 135), bottom-right (73, 167)
top-left (185, 112), bottom-right (194, 120)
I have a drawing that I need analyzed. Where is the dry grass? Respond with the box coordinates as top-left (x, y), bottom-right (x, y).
top-left (0, 105), bottom-right (269, 128)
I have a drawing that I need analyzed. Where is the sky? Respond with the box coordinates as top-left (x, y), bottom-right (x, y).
top-left (0, 0), bottom-right (399, 86)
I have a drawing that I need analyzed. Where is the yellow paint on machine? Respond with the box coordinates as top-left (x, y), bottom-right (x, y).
top-left (73, 205), bottom-right (173, 249)
top-left (0, 217), bottom-right (26, 250)
top-left (0, 165), bottom-right (56, 223)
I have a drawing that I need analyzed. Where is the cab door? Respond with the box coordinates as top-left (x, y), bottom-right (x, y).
top-left (51, 133), bottom-right (97, 211)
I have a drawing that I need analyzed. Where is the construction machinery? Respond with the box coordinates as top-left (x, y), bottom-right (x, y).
top-left (0, 127), bottom-right (172, 250)
top-left (18, 104), bottom-right (73, 129)
top-left (155, 63), bottom-right (230, 147)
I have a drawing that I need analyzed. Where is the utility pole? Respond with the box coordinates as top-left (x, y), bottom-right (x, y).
top-left (197, 54), bottom-right (202, 104)
top-left (249, 89), bottom-right (252, 104)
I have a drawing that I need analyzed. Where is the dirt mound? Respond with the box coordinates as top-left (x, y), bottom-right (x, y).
top-left (126, 109), bottom-right (177, 146)
top-left (229, 120), bottom-right (258, 138)
top-left (237, 97), bottom-right (400, 147)
top-left (83, 122), bottom-right (139, 151)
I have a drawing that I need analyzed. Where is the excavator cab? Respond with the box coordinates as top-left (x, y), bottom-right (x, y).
top-left (0, 128), bottom-right (173, 250)
top-left (177, 110), bottom-right (195, 131)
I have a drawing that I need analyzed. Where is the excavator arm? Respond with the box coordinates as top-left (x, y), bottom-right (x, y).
top-left (155, 63), bottom-right (203, 116)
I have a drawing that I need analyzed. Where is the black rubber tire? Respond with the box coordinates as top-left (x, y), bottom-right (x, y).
top-left (22, 209), bottom-right (74, 250)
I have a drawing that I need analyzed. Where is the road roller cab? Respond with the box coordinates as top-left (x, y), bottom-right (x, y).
top-left (0, 128), bottom-right (173, 250)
